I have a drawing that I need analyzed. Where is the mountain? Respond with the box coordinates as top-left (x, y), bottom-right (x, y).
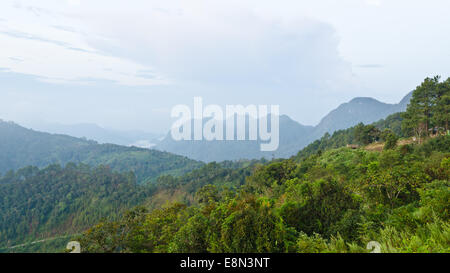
top-left (155, 92), bottom-right (413, 162)
top-left (156, 115), bottom-right (315, 162)
top-left (23, 122), bottom-right (164, 148)
top-left (0, 120), bottom-right (202, 182)
top-left (294, 112), bottom-right (406, 162)
top-left (312, 92), bottom-right (412, 139)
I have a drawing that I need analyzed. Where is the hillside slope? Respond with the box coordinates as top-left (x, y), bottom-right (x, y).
top-left (0, 120), bottom-right (203, 182)
top-left (23, 121), bottom-right (163, 148)
top-left (78, 135), bottom-right (450, 253)
top-left (0, 164), bottom-right (153, 249)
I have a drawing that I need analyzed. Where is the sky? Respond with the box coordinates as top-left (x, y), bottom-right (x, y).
top-left (0, 0), bottom-right (449, 133)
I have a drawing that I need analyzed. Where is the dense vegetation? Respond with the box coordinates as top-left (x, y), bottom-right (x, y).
top-left (77, 136), bottom-right (449, 253)
top-left (0, 121), bottom-right (203, 183)
top-left (402, 76), bottom-right (450, 140)
top-left (0, 161), bottom-right (261, 252)
top-left (74, 76), bottom-right (449, 253)
top-left (293, 74), bottom-right (449, 161)
top-left (0, 164), bottom-right (155, 250)
top-left (1, 76), bottom-right (448, 253)
top-left (293, 112), bottom-right (405, 162)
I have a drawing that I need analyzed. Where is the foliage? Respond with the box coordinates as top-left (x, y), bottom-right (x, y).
top-left (402, 76), bottom-right (450, 140)
top-left (294, 112), bottom-right (405, 162)
top-left (384, 133), bottom-right (398, 150)
top-left (2, 76), bottom-right (449, 253)
top-left (0, 164), bottom-right (154, 250)
top-left (77, 135), bottom-right (450, 253)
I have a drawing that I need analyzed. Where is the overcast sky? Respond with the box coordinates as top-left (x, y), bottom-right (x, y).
top-left (1, 0), bottom-right (449, 132)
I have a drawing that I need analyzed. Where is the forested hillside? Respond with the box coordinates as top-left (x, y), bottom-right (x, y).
top-left (24, 122), bottom-right (162, 148)
top-left (0, 162), bottom-right (256, 252)
top-left (293, 112), bottom-right (405, 161)
top-left (0, 164), bottom-right (154, 249)
top-left (1, 76), bottom-right (448, 253)
top-left (73, 76), bottom-right (449, 253)
top-left (77, 135), bottom-right (449, 253)
top-left (0, 121), bottom-right (203, 182)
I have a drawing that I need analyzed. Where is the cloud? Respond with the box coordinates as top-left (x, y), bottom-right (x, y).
top-left (0, 0), bottom-right (362, 128)
top-left (77, 1), bottom-right (354, 94)
top-left (0, 0), bottom-right (355, 93)
top-left (0, 1), bottom-right (166, 86)
top-left (357, 64), bottom-right (384, 68)
top-left (67, 0), bottom-right (81, 6)
top-left (365, 0), bottom-right (382, 7)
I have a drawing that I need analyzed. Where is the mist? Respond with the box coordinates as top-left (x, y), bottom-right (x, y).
top-left (1, 0), bottom-right (449, 133)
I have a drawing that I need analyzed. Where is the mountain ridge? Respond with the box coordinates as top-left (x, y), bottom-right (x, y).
top-left (0, 91), bottom-right (413, 164)
top-left (311, 92), bottom-right (412, 139)
top-left (155, 91), bottom-right (413, 162)
top-left (0, 120), bottom-right (202, 182)
top-left (22, 121), bottom-right (163, 148)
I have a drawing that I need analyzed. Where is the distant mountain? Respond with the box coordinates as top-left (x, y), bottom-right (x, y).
top-left (0, 120), bottom-right (202, 182)
top-left (155, 92), bottom-right (412, 162)
top-left (312, 91), bottom-right (412, 139)
top-left (156, 115), bottom-right (315, 162)
top-left (23, 122), bottom-right (163, 148)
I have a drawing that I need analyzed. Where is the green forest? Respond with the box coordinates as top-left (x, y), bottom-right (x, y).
top-left (0, 122), bottom-right (203, 183)
top-left (0, 164), bottom-right (153, 248)
top-left (1, 76), bottom-right (449, 253)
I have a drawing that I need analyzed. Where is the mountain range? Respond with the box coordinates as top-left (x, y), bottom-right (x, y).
top-left (22, 122), bottom-right (164, 148)
top-left (155, 92), bottom-right (412, 162)
top-left (0, 91), bottom-right (412, 168)
top-left (0, 120), bottom-right (202, 182)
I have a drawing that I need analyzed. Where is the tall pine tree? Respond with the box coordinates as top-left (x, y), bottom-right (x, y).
top-left (402, 76), bottom-right (440, 140)
top-left (433, 77), bottom-right (450, 132)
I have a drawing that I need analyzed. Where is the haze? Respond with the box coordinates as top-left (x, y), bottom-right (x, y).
top-left (1, 0), bottom-right (449, 133)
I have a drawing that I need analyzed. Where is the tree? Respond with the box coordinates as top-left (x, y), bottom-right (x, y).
top-left (383, 132), bottom-right (398, 150)
top-left (218, 197), bottom-right (287, 253)
top-left (169, 214), bottom-right (210, 253)
top-left (433, 77), bottom-right (450, 132)
top-left (363, 150), bottom-right (428, 209)
top-left (195, 184), bottom-right (220, 204)
top-left (280, 178), bottom-right (361, 240)
top-left (247, 160), bottom-right (297, 194)
top-left (402, 76), bottom-right (440, 140)
top-left (354, 124), bottom-right (380, 145)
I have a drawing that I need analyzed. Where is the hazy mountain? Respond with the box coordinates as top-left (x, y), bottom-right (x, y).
top-left (23, 122), bottom-right (164, 148)
top-left (155, 92), bottom-right (412, 162)
top-left (0, 92), bottom-right (413, 167)
top-left (0, 120), bottom-right (202, 182)
top-left (156, 115), bottom-right (315, 162)
top-left (311, 91), bottom-right (412, 139)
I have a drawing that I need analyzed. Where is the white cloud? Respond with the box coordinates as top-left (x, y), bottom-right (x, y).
top-left (365, 0), bottom-right (382, 7)
top-left (71, 1), bottom-right (354, 93)
top-left (0, 0), bottom-right (355, 92)
top-left (1, 0), bottom-right (449, 129)
top-left (0, 1), bottom-right (166, 86)
top-left (67, 0), bottom-right (81, 6)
